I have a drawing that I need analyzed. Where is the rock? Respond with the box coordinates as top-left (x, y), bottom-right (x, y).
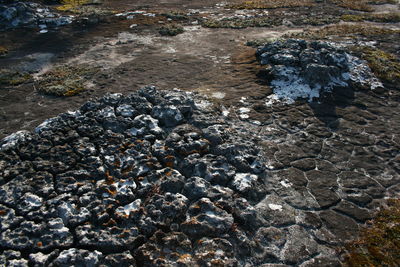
top-left (29, 250), bottom-right (60, 267)
top-left (151, 104), bottom-right (184, 127)
top-left (103, 251), bottom-right (137, 267)
top-left (194, 238), bottom-right (238, 266)
top-left (0, 219), bottom-right (73, 251)
top-left (182, 176), bottom-right (211, 201)
top-left (181, 154), bottom-right (236, 186)
top-left (319, 210), bottom-right (359, 243)
top-left (0, 204), bottom-right (24, 231)
top-left (230, 172), bottom-right (258, 192)
top-left (0, 2), bottom-right (73, 30)
top-left (332, 200), bottom-right (372, 222)
top-left (0, 250), bottom-right (28, 267)
top-left (255, 194), bottom-right (297, 227)
top-left (181, 198), bottom-right (234, 239)
top-left (75, 224), bottom-right (144, 253)
top-left (233, 198), bottom-right (265, 231)
top-left (306, 170), bottom-right (340, 208)
top-left (50, 248), bottom-right (103, 267)
top-left (257, 39), bottom-right (383, 104)
top-left (253, 227), bottom-right (287, 262)
top-left (0, 85), bottom-right (375, 265)
top-left (57, 201), bottom-right (91, 227)
top-left (116, 104), bottom-right (138, 117)
top-left (281, 225), bottom-right (318, 264)
top-left (0, 130), bottom-right (32, 151)
top-left (135, 231), bottom-right (193, 266)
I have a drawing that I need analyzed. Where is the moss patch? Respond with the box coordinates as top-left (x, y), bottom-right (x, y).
top-left (0, 69), bottom-right (32, 86)
top-left (332, 0), bottom-right (374, 12)
top-left (332, 0), bottom-right (398, 12)
top-left (246, 37), bottom-right (283, 47)
top-left (202, 13), bottom-right (338, 29)
top-left (350, 46), bottom-right (400, 85)
top-left (288, 24), bottom-right (400, 39)
top-left (56, 0), bottom-right (89, 12)
top-left (202, 16), bottom-right (281, 29)
top-left (229, 0), bottom-right (315, 9)
top-left (341, 12), bottom-right (400, 23)
top-left (343, 199), bottom-right (400, 266)
top-left (36, 65), bottom-right (99, 96)
top-left (158, 24), bottom-right (184, 36)
top-left (161, 11), bottom-right (189, 21)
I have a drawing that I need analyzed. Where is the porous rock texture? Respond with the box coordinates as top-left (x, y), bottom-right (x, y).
top-left (0, 82), bottom-right (398, 266)
top-left (0, 1), bottom-right (72, 31)
top-left (256, 39), bottom-right (383, 105)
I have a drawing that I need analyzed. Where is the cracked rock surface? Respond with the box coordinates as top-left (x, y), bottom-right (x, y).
top-left (0, 82), bottom-right (399, 266)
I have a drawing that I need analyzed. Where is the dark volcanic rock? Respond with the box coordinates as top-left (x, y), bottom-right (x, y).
top-left (0, 1), bottom-right (72, 31)
top-left (256, 39), bottom-right (383, 104)
top-left (0, 87), bottom-right (272, 265)
top-left (0, 85), bottom-right (396, 266)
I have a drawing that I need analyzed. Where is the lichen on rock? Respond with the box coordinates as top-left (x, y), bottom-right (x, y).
top-left (256, 39), bottom-right (383, 105)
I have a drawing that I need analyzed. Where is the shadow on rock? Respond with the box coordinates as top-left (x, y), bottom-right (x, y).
top-left (309, 85), bottom-right (355, 130)
top-left (255, 39), bottom-right (380, 130)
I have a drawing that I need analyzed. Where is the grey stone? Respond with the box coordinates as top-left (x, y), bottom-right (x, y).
top-left (0, 85), bottom-right (380, 265)
top-left (135, 231), bottom-right (193, 266)
top-left (50, 249), bottom-right (102, 267)
top-left (182, 176), bottom-right (212, 201)
top-left (151, 105), bottom-right (184, 127)
top-left (181, 154), bottom-right (236, 186)
top-left (181, 198), bottom-right (234, 239)
top-left (0, 2), bottom-right (73, 30)
top-left (194, 238), bottom-right (238, 266)
top-left (319, 210), bottom-right (359, 243)
top-left (75, 224), bottom-right (144, 252)
top-left (0, 219), bottom-right (73, 251)
top-left (253, 227), bottom-right (287, 262)
top-left (281, 225), bottom-right (318, 264)
top-left (0, 250), bottom-right (27, 267)
top-left (29, 250), bottom-right (59, 267)
top-left (255, 194), bottom-right (297, 227)
top-left (256, 39), bottom-right (382, 103)
top-left (0, 204), bottom-right (24, 232)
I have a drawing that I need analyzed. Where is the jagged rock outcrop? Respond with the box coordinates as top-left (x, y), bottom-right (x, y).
top-left (256, 39), bottom-right (383, 105)
top-left (0, 81), bottom-right (398, 266)
top-left (0, 1), bottom-right (72, 31)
